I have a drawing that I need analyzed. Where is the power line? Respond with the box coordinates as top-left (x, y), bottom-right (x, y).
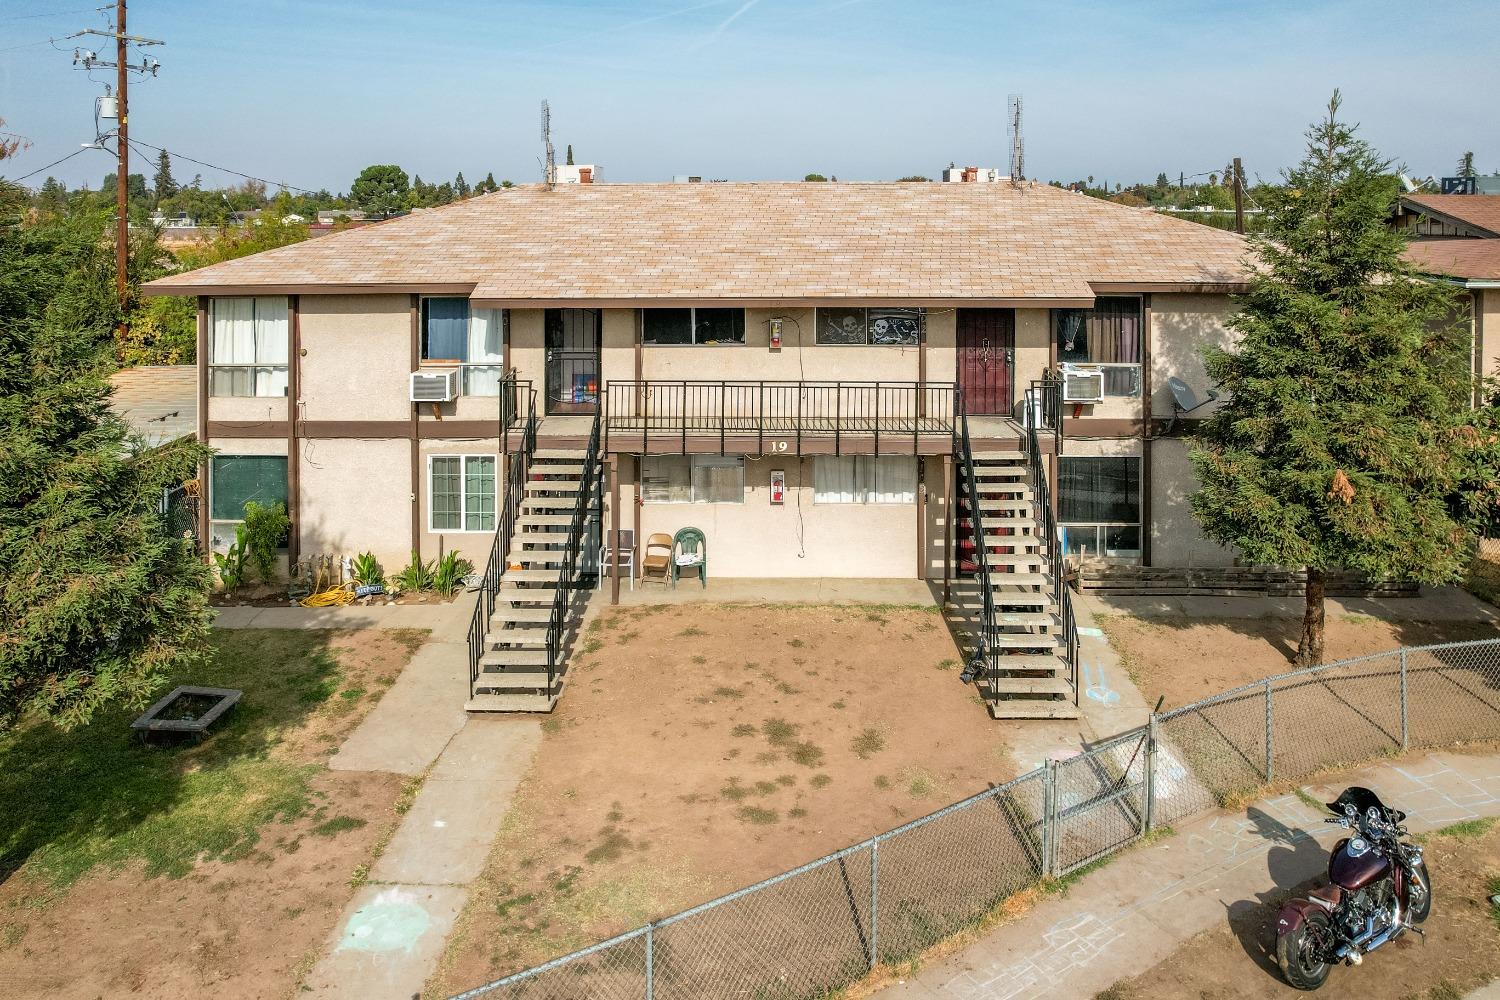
top-left (127, 137), bottom-right (318, 194)
top-left (7, 144), bottom-right (106, 183)
top-left (0, 37), bottom-right (57, 52)
top-left (0, 6), bottom-right (108, 21)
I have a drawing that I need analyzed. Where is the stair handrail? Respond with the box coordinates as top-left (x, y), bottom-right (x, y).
top-left (1024, 375), bottom-right (1079, 705)
top-left (954, 392), bottom-right (999, 709)
top-left (544, 409), bottom-right (602, 695)
top-left (468, 380), bottom-right (537, 698)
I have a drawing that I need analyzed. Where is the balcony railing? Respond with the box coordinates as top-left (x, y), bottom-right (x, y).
top-left (602, 380), bottom-right (957, 455)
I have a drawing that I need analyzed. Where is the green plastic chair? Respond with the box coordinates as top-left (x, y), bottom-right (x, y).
top-left (672, 527), bottom-right (707, 589)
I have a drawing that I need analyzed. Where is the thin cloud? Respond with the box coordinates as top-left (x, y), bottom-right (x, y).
top-left (700, 0), bottom-right (762, 45)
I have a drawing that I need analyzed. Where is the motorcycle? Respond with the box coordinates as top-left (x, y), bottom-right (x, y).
top-left (1275, 786), bottom-right (1433, 990)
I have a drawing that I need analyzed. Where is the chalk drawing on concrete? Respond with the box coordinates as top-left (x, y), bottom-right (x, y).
top-left (338, 887), bottom-right (432, 954)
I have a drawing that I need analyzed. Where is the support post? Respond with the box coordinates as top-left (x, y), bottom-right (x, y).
top-left (868, 839), bottom-right (880, 970)
top-left (609, 455), bottom-right (621, 605)
top-left (645, 922), bottom-right (654, 1000)
top-left (1264, 679), bottom-right (1275, 782)
top-left (1042, 757), bottom-right (1058, 877)
top-left (1143, 715), bottom-right (1159, 832)
top-left (1232, 156), bottom-right (1245, 235)
top-left (1399, 648), bottom-right (1410, 752)
top-left (942, 454), bottom-right (953, 606)
top-left (916, 458), bottom-right (926, 581)
top-left (114, 0), bottom-right (129, 330)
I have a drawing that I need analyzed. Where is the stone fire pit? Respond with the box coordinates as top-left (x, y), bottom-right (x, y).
top-left (131, 685), bottom-right (242, 742)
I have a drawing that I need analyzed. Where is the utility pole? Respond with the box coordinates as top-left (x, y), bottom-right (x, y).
top-left (1232, 156), bottom-right (1245, 235)
top-left (69, 2), bottom-right (162, 332)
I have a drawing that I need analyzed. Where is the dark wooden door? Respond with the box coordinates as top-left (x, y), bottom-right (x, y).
top-left (957, 309), bottom-right (1014, 415)
top-left (545, 308), bottom-right (601, 415)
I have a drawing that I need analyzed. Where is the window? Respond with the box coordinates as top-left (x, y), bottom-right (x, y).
top-left (815, 307), bottom-right (922, 346)
top-left (641, 455), bottom-right (744, 503)
top-left (641, 308), bottom-right (745, 345)
top-left (1058, 457), bottom-right (1141, 560)
top-left (210, 297), bottom-right (289, 397)
top-left (1055, 297), bottom-right (1142, 397)
top-left (210, 455), bottom-right (288, 522)
top-left (421, 298), bottom-right (506, 396)
top-left (813, 456), bottom-right (918, 504)
top-left (429, 455), bottom-right (496, 531)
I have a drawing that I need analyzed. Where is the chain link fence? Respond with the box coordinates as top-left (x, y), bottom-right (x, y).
top-left (453, 638), bottom-right (1500, 999)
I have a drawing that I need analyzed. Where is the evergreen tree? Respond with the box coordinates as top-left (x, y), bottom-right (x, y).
top-left (482, 171), bottom-right (498, 193)
top-left (566, 144), bottom-right (574, 166)
top-left (1190, 92), bottom-right (1498, 664)
top-left (349, 163), bottom-right (409, 218)
top-left (0, 210), bottom-right (213, 729)
top-left (455, 171), bottom-right (470, 198)
top-left (1458, 151), bottom-right (1476, 179)
top-left (152, 149), bottom-right (178, 204)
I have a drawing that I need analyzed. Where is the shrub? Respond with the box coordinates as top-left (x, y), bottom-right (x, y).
top-left (392, 550), bottom-right (435, 592)
top-left (350, 551), bottom-right (383, 587)
top-left (212, 524), bottom-right (250, 591)
top-left (433, 551), bottom-right (474, 597)
top-left (242, 501), bottom-right (290, 583)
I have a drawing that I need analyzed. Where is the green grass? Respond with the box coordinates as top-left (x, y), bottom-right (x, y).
top-left (737, 806), bottom-right (779, 826)
top-left (762, 717), bottom-right (799, 747)
top-left (1430, 817), bottom-right (1498, 842)
top-left (0, 629), bottom-right (367, 892)
top-left (310, 815), bottom-right (367, 837)
top-left (851, 727), bottom-right (887, 760)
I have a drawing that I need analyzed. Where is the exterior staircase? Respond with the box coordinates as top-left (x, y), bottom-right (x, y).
top-left (466, 387), bottom-right (601, 713)
top-left (951, 391), bottom-right (1079, 720)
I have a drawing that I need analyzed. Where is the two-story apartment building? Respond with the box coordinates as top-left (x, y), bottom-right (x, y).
top-left (145, 181), bottom-right (1250, 717)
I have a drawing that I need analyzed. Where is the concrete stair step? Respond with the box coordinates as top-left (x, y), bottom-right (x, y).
top-left (510, 550), bottom-right (565, 564)
top-left (531, 464), bottom-right (584, 475)
top-left (518, 515), bottom-right (573, 526)
top-left (986, 552), bottom-right (1044, 566)
top-left (500, 569), bottom-right (560, 583)
top-left (533, 449), bottom-right (586, 460)
top-left (491, 605), bottom-right (556, 623)
top-left (973, 452), bottom-right (1028, 461)
top-left (990, 572), bottom-right (1052, 587)
top-left (480, 649), bottom-right (548, 667)
top-left (972, 467), bottom-right (1029, 479)
top-left (987, 700), bottom-right (1080, 721)
top-left (974, 493), bottom-right (1033, 507)
top-left (516, 529), bottom-right (570, 541)
top-left (989, 633), bottom-right (1062, 650)
top-left (466, 691), bottom-right (559, 713)
top-left (989, 676), bottom-right (1075, 695)
top-left (992, 612), bottom-right (1058, 628)
top-left (992, 652), bottom-right (1070, 670)
top-left (522, 497), bottom-right (581, 509)
top-left (486, 628), bottom-right (550, 646)
top-left (525, 480), bottom-right (582, 493)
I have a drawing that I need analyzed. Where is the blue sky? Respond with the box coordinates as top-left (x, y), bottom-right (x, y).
top-left (2, 0), bottom-right (1497, 193)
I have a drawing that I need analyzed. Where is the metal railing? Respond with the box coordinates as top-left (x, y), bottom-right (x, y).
top-left (602, 380), bottom-right (957, 455)
top-left (452, 637), bottom-right (1500, 999)
top-left (543, 411), bottom-right (603, 692)
top-left (468, 378), bottom-right (537, 698)
top-left (953, 397), bottom-right (1000, 706)
top-left (1024, 375), bottom-right (1078, 704)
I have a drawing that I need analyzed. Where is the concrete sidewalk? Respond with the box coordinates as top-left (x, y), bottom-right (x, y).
top-left (213, 599), bottom-right (473, 633)
top-left (880, 749), bottom-right (1500, 999)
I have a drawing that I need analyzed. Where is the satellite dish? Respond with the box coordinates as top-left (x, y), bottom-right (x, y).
top-left (1165, 376), bottom-right (1219, 433)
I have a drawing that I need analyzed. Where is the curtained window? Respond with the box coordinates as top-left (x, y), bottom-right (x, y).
top-left (210, 297), bottom-right (289, 397)
top-left (210, 455), bottom-right (288, 522)
top-left (1059, 457), bottom-right (1141, 560)
top-left (430, 455), bottom-right (496, 531)
top-left (1055, 297), bottom-right (1141, 365)
top-left (814, 456), bottom-right (917, 504)
top-left (641, 455), bottom-right (744, 503)
top-left (422, 300), bottom-right (506, 396)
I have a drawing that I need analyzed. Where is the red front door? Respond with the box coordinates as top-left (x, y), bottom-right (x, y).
top-left (957, 309), bottom-right (1014, 415)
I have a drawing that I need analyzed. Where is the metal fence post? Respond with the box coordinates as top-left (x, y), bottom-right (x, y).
top-left (645, 922), bottom-right (654, 1000)
top-left (1399, 649), bottom-right (1410, 752)
top-left (1143, 715), bottom-right (1159, 832)
top-left (1042, 758), bottom-right (1058, 877)
top-left (868, 838), bottom-right (880, 970)
top-left (1264, 679), bottom-right (1275, 783)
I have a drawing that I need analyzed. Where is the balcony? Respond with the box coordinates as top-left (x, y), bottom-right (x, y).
top-left (601, 380), bottom-right (961, 456)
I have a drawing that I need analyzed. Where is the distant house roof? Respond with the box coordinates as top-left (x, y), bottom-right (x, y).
top-left (1404, 239), bottom-right (1500, 284)
top-left (1398, 194), bottom-right (1500, 239)
top-left (109, 365), bottom-right (196, 447)
top-left (143, 182), bottom-right (1252, 306)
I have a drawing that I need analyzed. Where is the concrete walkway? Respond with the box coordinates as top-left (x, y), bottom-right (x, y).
top-left (1093, 583), bottom-right (1500, 625)
top-left (607, 576), bottom-right (941, 607)
top-left (880, 749), bottom-right (1500, 999)
top-left (214, 599), bottom-right (474, 633)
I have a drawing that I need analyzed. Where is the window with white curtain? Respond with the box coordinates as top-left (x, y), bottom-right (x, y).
top-left (210, 297), bottom-right (289, 397)
top-left (641, 455), bottom-right (744, 503)
top-left (814, 456), bottom-right (917, 504)
top-left (421, 299), bottom-right (506, 396)
top-left (429, 455), bottom-right (496, 531)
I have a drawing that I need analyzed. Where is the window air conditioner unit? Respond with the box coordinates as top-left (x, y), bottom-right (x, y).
top-left (410, 368), bottom-right (459, 403)
top-left (1061, 365), bottom-right (1104, 403)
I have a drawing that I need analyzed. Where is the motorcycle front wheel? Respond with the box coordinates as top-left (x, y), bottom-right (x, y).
top-left (1409, 860), bottom-right (1433, 924)
top-left (1277, 910), bottom-right (1333, 991)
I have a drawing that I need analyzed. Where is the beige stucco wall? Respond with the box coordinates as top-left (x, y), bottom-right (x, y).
top-left (1148, 438), bottom-right (1237, 567)
top-left (298, 438), bottom-right (411, 570)
top-left (298, 294), bottom-right (411, 422)
top-left (1149, 293), bottom-right (1235, 419)
top-left (206, 395), bottom-right (289, 424)
top-left (1012, 309), bottom-right (1050, 416)
top-left (418, 438), bottom-right (503, 568)
top-left (623, 456), bottom-right (920, 578)
top-left (1480, 289), bottom-right (1499, 387)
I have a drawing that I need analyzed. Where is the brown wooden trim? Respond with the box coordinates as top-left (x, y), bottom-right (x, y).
top-left (196, 297), bottom-right (210, 553)
top-left (596, 434), bottom-right (957, 457)
top-left (916, 456), bottom-right (927, 580)
top-left (409, 294), bottom-right (421, 559)
top-left (633, 308), bottom-right (643, 388)
top-left (1087, 281), bottom-right (1249, 295)
top-left (631, 455), bottom-right (641, 577)
top-left (1140, 294), bottom-right (1153, 567)
top-left (287, 295), bottom-right (301, 566)
top-left (609, 455), bottom-right (621, 606)
top-left (207, 420), bottom-right (290, 439)
top-left (143, 281), bottom-right (477, 298)
top-left (941, 454), bottom-right (952, 605)
top-left (472, 296), bottom-right (1100, 310)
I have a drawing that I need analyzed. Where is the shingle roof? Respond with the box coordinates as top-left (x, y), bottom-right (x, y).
top-left (143, 182), bottom-right (1251, 303)
top-left (109, 365), bottom-right (196, 447)
top-left (1404, 239), bottom-right (1500, 283)
top-left (1399, 194), bottom-right (1500, 239)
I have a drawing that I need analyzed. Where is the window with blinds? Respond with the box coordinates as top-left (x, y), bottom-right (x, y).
top-left (813, 456), bottom-right (917, 504)
top-left (641, 455), bottom-right (745, 503)
top-left (210, 455), bottom-right (288, 521)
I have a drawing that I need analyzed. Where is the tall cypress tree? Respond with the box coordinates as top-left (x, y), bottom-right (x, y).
top-left (0, 207), bottom-right (213, 729)
top-left (1190, 92), bottom-right (1497, 664)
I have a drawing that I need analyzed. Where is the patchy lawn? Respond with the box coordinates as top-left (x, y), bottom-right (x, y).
top-left (0, 627), bottom-right (426, 999)
top-left (429, 602), bottom-right (1014, 995)
top-left (1096, 817), bottom-right (1500, 1000)
top-left (1098, 610), bottom-right (1500, 710)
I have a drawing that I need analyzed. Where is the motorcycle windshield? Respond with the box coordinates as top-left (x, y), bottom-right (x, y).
top-left (1328, 786), bottom-right (1397, 822)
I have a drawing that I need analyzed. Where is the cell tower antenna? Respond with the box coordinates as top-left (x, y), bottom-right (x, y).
top-left (1007, 94), bottom-right (1025, 184)
top-left (540, 99), bottom-right (556, 190)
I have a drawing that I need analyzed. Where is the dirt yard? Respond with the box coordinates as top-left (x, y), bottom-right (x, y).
top-left (0, 628), bottom-right (425, 1000)
top-left (1098, 608), bottom-right (1500, 710)
top-left (1097, 817), bottom-right (1500, 1000)
top-left (429, 602), bottom-right (1014, 995)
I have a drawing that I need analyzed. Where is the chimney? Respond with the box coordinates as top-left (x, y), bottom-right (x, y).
top-left (579, 167), bottom-right (593, 184)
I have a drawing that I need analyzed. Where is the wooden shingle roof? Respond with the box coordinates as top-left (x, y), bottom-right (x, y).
top-left (144, 182), bottom-right (1252, 304)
